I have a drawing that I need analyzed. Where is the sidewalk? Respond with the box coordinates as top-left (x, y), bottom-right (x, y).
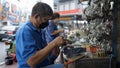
top-left (0, 62), bottom-right (17, 68)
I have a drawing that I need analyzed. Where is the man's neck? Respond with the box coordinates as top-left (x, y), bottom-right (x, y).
top-left (30, 18), bottom-right (40, 29)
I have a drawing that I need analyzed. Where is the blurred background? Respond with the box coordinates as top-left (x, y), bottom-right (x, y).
top-left (0, 0), bottom-right (120, 68)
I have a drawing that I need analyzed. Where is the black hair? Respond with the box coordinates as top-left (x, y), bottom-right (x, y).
top-left (31, 2), bottom-right (53, 17)
top-left (51, 12), bottom-right (60, 20)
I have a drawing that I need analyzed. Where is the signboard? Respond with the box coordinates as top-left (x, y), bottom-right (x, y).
top-left (0, 0), bottom-right (20, 23)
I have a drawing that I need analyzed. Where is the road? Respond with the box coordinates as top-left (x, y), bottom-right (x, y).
top-left (0, 41), bottom-right (7, 63)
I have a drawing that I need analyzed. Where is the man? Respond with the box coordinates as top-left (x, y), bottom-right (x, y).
top-left (45, 13), bottom-right (64, 44)
top-left (45, 13), bottom-right (65, 64)
top-left (16, 2), bottom-right (65, 68)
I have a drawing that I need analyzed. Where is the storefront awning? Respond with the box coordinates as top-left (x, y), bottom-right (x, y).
top-left (58, 9), bottom-right (84, 16)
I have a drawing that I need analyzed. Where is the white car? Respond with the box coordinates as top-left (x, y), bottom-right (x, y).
top-left (0, 26), bottom-right (19, 40)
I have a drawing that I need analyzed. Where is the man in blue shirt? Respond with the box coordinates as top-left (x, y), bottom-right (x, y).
top-left (45, 13), bottom-right (64, 64)
top-left (16, 2), bottom-right (65, 68)
top-left (46, 13), bottom-right (64, 44)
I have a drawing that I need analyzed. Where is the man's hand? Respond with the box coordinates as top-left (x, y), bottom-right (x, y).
top-left (60, 28), bottom-right (64, 32)
top-left (51, 29), bottom-right (64, 36)
top-left (51, 36), bottom-right (65, 47)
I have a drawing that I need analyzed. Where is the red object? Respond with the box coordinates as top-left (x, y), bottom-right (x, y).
top-left (58, 9), bottom-right (83, 15)
top-left (64, 55), bottom-right (85, 65)
top-left (90, 46), bottom-right (97, 53)
top-left (7, 31), bottom-right (13, 34)
top-left (64, 59), bottom-right (74, 65)
top-left (10, 53), bottom-right (17, 62)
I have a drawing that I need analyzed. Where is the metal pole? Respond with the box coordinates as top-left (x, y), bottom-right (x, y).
top-left (112, 0), bottom-right (118, 68)
top-left (112, 0), bottom-right (118, 58)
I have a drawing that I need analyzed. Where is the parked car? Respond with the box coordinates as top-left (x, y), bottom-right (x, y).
top-left (1, 21), bottom-right (12, 26)
top-left (0, 26), bottom-right (19, 41)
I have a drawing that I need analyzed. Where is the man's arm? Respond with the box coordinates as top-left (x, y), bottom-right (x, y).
top-left (27, 36), bottom-right (64, 67)
top-left (27, 42), bottom-right (56, 67)
top-left (51, 29), bottom-right (64, 36)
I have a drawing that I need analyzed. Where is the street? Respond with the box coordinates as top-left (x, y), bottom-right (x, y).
top-left (0, 41), bottom-right (6, 63)
top-left (0, 41), bottom-right (17, 68)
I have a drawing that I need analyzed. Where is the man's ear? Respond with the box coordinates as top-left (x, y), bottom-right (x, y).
top-left (34, 13), bottom-right (40, 19)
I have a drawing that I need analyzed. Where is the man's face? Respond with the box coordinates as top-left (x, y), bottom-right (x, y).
top-left (38, 16), bottom-right (51, 29)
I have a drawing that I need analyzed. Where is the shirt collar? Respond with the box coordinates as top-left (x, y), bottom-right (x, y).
top-left (26, 20), bottom-right (39, 31)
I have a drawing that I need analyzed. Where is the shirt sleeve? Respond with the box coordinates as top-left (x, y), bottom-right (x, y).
top-left (21, 27), bottom-right (37, 62)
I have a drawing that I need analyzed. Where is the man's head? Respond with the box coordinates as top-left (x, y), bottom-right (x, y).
top-left (31, 2), bottom-right (53, 29)
top-left (51, 13), bottom-right (60, 24)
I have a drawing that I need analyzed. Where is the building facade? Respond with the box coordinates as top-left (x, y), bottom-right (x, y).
top-left (54, 0), bottom-right (88, 21)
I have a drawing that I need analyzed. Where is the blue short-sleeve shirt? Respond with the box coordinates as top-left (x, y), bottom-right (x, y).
top-left (16, 21), bottom-right (55, 68)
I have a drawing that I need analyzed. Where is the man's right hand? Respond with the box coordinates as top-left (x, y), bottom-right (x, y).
top-left (60, 28), bottom-right (64, 32)
top-left (52, 36), bottom-right (65, 47)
